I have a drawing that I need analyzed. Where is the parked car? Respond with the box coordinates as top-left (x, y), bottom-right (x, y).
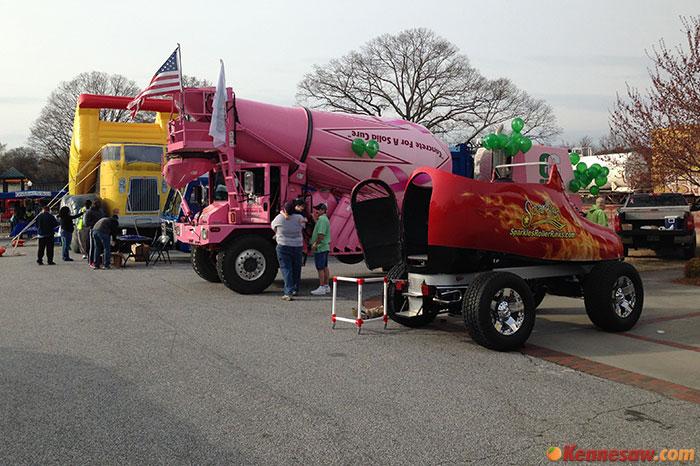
top-left (615, 193), bottom-right (698, 259)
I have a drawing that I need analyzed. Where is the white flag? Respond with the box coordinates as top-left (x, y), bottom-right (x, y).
top-left (209, 60), bottom-right (227, 147)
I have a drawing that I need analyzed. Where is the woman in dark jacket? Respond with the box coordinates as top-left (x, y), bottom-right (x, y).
top-left (58, 206), bottom-right (83, 261)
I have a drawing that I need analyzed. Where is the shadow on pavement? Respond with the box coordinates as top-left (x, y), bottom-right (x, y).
top-left (0, 348), bottom-right (242, 464)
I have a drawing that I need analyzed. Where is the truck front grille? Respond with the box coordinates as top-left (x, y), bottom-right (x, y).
top-left (127, 178), bottom-right (160, 213)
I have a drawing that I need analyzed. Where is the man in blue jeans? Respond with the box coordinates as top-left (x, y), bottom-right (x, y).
top-left (92, 215), bottom-right (119, 270)
top-left (271, 202), bottom-right (305, 300)
top-left (35, 205), bottom-right (57, 265)
top-left (310, 203), bottom-right (331, 295)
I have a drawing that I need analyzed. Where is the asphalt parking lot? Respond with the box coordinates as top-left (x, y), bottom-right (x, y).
top-left (1, 245), bottom-right (698, 464)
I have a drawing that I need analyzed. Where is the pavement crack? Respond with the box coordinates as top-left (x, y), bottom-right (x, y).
top-left (168, 330), bottom-right (179, 356)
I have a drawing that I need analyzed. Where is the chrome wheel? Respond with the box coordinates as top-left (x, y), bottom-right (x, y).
top-left (490, 288), bottom-right (525, 335)
top-left (235, 249), bottom-right (266, 281)
top-left (612, 276), bottom-right (636, 318)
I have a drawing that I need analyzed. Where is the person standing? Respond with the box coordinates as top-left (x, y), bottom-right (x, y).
top-left (10, 201), bottom-right (26, 232)
top-left (57, 206), bottom-right (83, 261)
top-left (310, 203), bottom-right (331, 296)
top-left (92, 215), bottom-right (119, 270)
top-left (586, 197), bottom-right (608, 227)
top-left (294, 198), bottom-right (311, 266)
top-left (35, 205), bottom-right (58, 265)
top-left (83, 199), bottom-right (105, 266)
top-left (77, 199), bottom-right (92, 259)
top-left (271, 201), bottom-right (306, 301)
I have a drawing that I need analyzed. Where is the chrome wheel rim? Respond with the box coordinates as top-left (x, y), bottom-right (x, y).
top-left (490, 288), bottom-right (525, 335)
top-left (235, 249), bottom-right (266, 281)
top-left (612, 276), bottom-right (636, 318)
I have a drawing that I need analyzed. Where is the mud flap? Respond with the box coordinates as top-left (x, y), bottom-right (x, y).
top-left (350, 179), bottom-right (402, 270)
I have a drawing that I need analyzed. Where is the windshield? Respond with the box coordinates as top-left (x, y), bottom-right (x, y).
top-left (162, 188), bottom-right (182, 218)
top-left (101, 145), bottom-right (121, 162)
top-left (627, 194), bottom-right (687, 207)
top-left (124, 145), bottom-right (164, 164)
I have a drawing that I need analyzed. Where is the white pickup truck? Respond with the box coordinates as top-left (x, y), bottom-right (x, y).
top-left (615, 193), bottom-right (698, 259)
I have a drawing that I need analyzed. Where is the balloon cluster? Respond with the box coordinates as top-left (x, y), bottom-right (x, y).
top-left (481, 118), bottom-right (533, 156)
top-left (567, 152), bottom-right (609, 195)
top-left (351, 138), bottom-right (380, 158)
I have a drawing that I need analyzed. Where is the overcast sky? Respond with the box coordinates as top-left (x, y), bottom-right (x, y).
top-left (1, 0), bottom-right (697, 150)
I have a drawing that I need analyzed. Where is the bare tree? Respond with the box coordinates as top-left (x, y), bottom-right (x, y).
top-left (28, 72), bottom-right (144, 172)
top-left (0, 147), bottom-right (40, 181)
top-left (182, 75), bottom-right (212, 88)
top-left (609, 15), bottom-right (700, 192)
top-left (598, 132), bottom-right (630, 154)
top-left (28, 72), bottom-right (211, 175)
top-left (297, 28), bottom-right (560, 145)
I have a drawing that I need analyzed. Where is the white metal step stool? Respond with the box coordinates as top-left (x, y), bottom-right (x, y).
top-left (331, 276), bottom-right (388, 334)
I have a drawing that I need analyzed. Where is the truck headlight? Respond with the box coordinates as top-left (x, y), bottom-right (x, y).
top-left (201, 228), bottom-right (208, 240)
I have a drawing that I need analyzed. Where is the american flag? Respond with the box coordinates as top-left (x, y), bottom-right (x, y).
top-left (127, 47), bottom-right (182, 118)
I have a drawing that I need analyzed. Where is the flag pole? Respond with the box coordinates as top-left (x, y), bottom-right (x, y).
top-left (176, 43), bottom-right (184, 118)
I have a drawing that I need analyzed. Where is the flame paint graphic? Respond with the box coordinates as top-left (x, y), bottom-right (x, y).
top-left (423, 168), bottom-right (621, 261)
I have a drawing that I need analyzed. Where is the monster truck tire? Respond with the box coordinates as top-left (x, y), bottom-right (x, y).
top-left (683, 237), bottom-right (696, 260)
top-left (530, 285), bottom-right (547, 309)
top-left (191, 246), bottom-right (221, 283)
top-left (386, 262), bottom-right (439, 328)
top-left (336, 254), bottom-right (364, 265)
top-left (462, 272), bottom-right (535, 351)
top-left (584, 261), bottom-right (643, 332)
top-left (216, 235), bottom-right (278, 294)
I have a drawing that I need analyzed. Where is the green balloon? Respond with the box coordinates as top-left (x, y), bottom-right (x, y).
top-left (511, 117), bottom-right (524, 133)
top-left (569, 152), bottom-right (580, 165)
top-left (590, 186), bottom-right (600, 195)
top-left (568, 179), bottom-right (580, 193)
top-left (587, 166), bottom-right (599, 178)
top-left (486, 134), bottom-right (498, 149)
top-left (505, 142), bottom-right (519, 157)
top-left (576, 162), bottom-right (588, 173)
top-left (351, 138), bottom-right (366, 157)
top-left (579, 172), bottom-right (591, 187)
top-left (595, 175), bottom-right (607, 187)
top-left (601, 166), bottom-right (610, 176)
top-left (497, 133), bottom-right (508, 149)
top-left (519, 137), bottom-right (532, 154)
top-left (481, 136), bottom-right (491, 150)
top-left (509, 131), bottom-right (522, 141)
top-left (365, 140), bottom-right (379, 158)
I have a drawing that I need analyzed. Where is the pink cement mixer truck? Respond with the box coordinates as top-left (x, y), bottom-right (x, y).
top-left (162, 87), bottom-right (452, 293)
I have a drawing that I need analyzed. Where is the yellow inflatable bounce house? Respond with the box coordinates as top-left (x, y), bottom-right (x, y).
top-left (68, 94), bottom-right (175, 228)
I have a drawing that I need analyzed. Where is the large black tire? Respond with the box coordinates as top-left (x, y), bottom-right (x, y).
top-left (584, 261), bottom-right (643, 332)
top-left (336, 254), bottom-right (364, 265)
top-left (462, 272), bottom-right (536, 351)
top-left (533, 289), bottom-right (546, 309)
top-left (528, 282), bottom-right (547, 309)
top-left (683, 237), bottom-right (696, 260)
top-left (216, 235), bottom-right (278, 294)
top-left (191, 246), bottom-right (221, 283)
top-left (385, 262), bottom-right (439, 328)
